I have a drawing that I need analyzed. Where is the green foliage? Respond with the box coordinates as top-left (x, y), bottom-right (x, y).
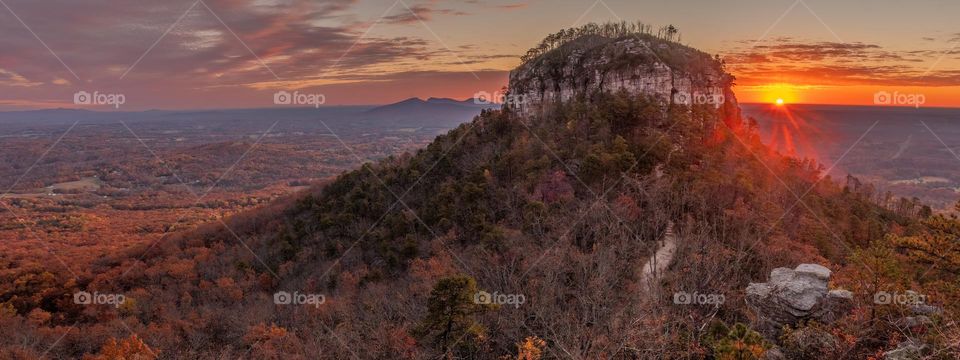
top-left (884, 212), bottom-right (960, 313)
top-left (710, 322), bottom-right (771, 360)
top-left (414, 276), bottom-right (490, 355)
top-left (280, 91), bottom-right (690, 277)
top-left (520, 21), bottom-right (682, 65)
top-left (849, 237), bottom-right (906, 294)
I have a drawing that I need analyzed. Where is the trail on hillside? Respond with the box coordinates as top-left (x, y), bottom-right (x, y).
top-left (641, 221), bottom-right (677, 291)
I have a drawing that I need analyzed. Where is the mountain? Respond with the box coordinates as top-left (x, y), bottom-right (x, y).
top-left (0, 103), bottom-right (486, 136)
top-left (509, 31), bottom-right (736, 118)
top-left (4, 22), bottom-right (955, 360)
top-left (363, 97), bottom-right (499, 127)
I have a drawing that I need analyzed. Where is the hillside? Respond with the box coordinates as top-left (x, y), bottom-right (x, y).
top-left (2, 23), bottom-right (958, 360)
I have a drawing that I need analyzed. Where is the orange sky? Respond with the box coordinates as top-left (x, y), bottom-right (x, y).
top-left (0, 0), bottom-right (958, 110)
top-left (736, 84), bottom-right (960, 108)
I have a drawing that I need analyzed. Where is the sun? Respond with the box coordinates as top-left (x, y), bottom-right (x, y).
top-left (775, 98), bottom-right (785, 106)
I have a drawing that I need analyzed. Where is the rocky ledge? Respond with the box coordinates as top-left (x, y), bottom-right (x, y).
top-left (746, 264), bottom-right (853, 336)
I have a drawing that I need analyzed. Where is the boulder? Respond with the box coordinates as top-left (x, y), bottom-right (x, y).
top-left (883, 340), bottom-right (927, 360)
top-left (746, 264), bottom-right (853, 337)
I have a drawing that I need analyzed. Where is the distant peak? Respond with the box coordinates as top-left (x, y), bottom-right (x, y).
top-left (397, 97), bottom-right (427, 104)
top-left (426, 97), bottom-right (472, 105)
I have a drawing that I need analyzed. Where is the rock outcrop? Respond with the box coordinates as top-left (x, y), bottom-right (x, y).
top-left (508, 34), bottom-right (738, 118)
top-left (883, 340), bottom-right (927, 360)
top-left (746, 264), bottom-right (853, 336)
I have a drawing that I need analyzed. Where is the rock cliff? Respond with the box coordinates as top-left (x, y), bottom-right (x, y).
top-left (507, 34), bottom-right (738, 118)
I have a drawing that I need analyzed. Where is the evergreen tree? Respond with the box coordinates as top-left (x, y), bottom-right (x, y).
top-left (414, 276), bottom-right (490, 355)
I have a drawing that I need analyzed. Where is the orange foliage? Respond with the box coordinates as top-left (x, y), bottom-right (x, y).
top-left (83, 335), bottom-right (157, 360)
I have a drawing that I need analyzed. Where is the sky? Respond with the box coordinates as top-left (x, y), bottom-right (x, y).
top-left (0, 0), bottom-right (958, 110)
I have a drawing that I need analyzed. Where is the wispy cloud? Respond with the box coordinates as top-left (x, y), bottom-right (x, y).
top-left (725, 37), bottom-right (960, 87)
top-left (0, 0), bottom-right (501, 109)
top-left (383, 2), bottom-right (468, 24)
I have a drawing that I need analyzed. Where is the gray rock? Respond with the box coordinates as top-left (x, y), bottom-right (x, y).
top-left (818, 290), bottom-right (855, 324)
top-left (828, 289), bottom-right (853, 299)
top-left (910, 304), bottom-right (943, 316)
top-left (745, 264), bottom-right (853, 337)
top-left (769, 267), bottom-right (796, 284)
top-left (895, 316), bottom-right (932, 328)
top-left (795, 263), bottom-right (832, 281)
top-left (883, 340), bottom-right (927, 360)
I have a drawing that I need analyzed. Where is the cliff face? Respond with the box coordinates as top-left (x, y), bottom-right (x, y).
top-left (507, 35), bottom-right (737, 118)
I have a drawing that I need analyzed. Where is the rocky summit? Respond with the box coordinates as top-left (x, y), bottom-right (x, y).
top-left (508, 32), bottom-right (737, 118)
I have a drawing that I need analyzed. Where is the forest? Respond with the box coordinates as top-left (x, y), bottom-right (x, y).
top-left (0, 23), bottom-right (957, 359)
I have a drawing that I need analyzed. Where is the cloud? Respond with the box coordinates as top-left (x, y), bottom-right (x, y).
top-left (0, 0), bottom-right (506, 109)
top-left (728, 41), bottom-right (912, 63)
top-left (1, 0), bottom-right (367, 82)
top-left (464, 0), bottom-right (530, 11)
top-left (0, 69), bottom-right (42, 87)
top-left (495, 3), bottom-right (529, 10)
top-left (724, 38), bottom-right (960, 87)
top-left (383, 3), bottom-right (468, 24)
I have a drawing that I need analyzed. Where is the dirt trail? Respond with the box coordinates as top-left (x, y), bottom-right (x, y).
top-left (641, 221), bottom-right (677, 289)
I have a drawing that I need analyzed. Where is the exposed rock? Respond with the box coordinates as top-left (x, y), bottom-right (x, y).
top-left (508, 35), bottom-right (737, 118)
top-left (745, 264), bottom-right (853, 337)
top-left (819, 289), bottom-right (854, 324)
top-left (883, 340), bottom-right (927, 360)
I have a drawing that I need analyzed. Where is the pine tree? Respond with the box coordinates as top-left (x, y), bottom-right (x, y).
top-left (414, 276), bottom-right (490, 355)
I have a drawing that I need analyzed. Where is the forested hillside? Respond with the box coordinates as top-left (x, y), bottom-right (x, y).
top-left (1, 23), bottom-right (957, 359)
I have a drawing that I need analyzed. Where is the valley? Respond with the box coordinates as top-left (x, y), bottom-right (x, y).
top-left (0, 104), bottom-right (482, 280)
top-left (744, 104), bottom-right (960, 211)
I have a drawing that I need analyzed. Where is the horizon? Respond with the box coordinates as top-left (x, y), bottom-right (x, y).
top-left (2, 0), bottom-right (958, 110)
top-left (5, 101), bottom-right (960, 114)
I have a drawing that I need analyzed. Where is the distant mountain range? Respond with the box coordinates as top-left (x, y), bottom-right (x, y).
top-left (0, 97), bottom-right (499, 132)
top-left (363, 97), bottom-right (500, 127)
